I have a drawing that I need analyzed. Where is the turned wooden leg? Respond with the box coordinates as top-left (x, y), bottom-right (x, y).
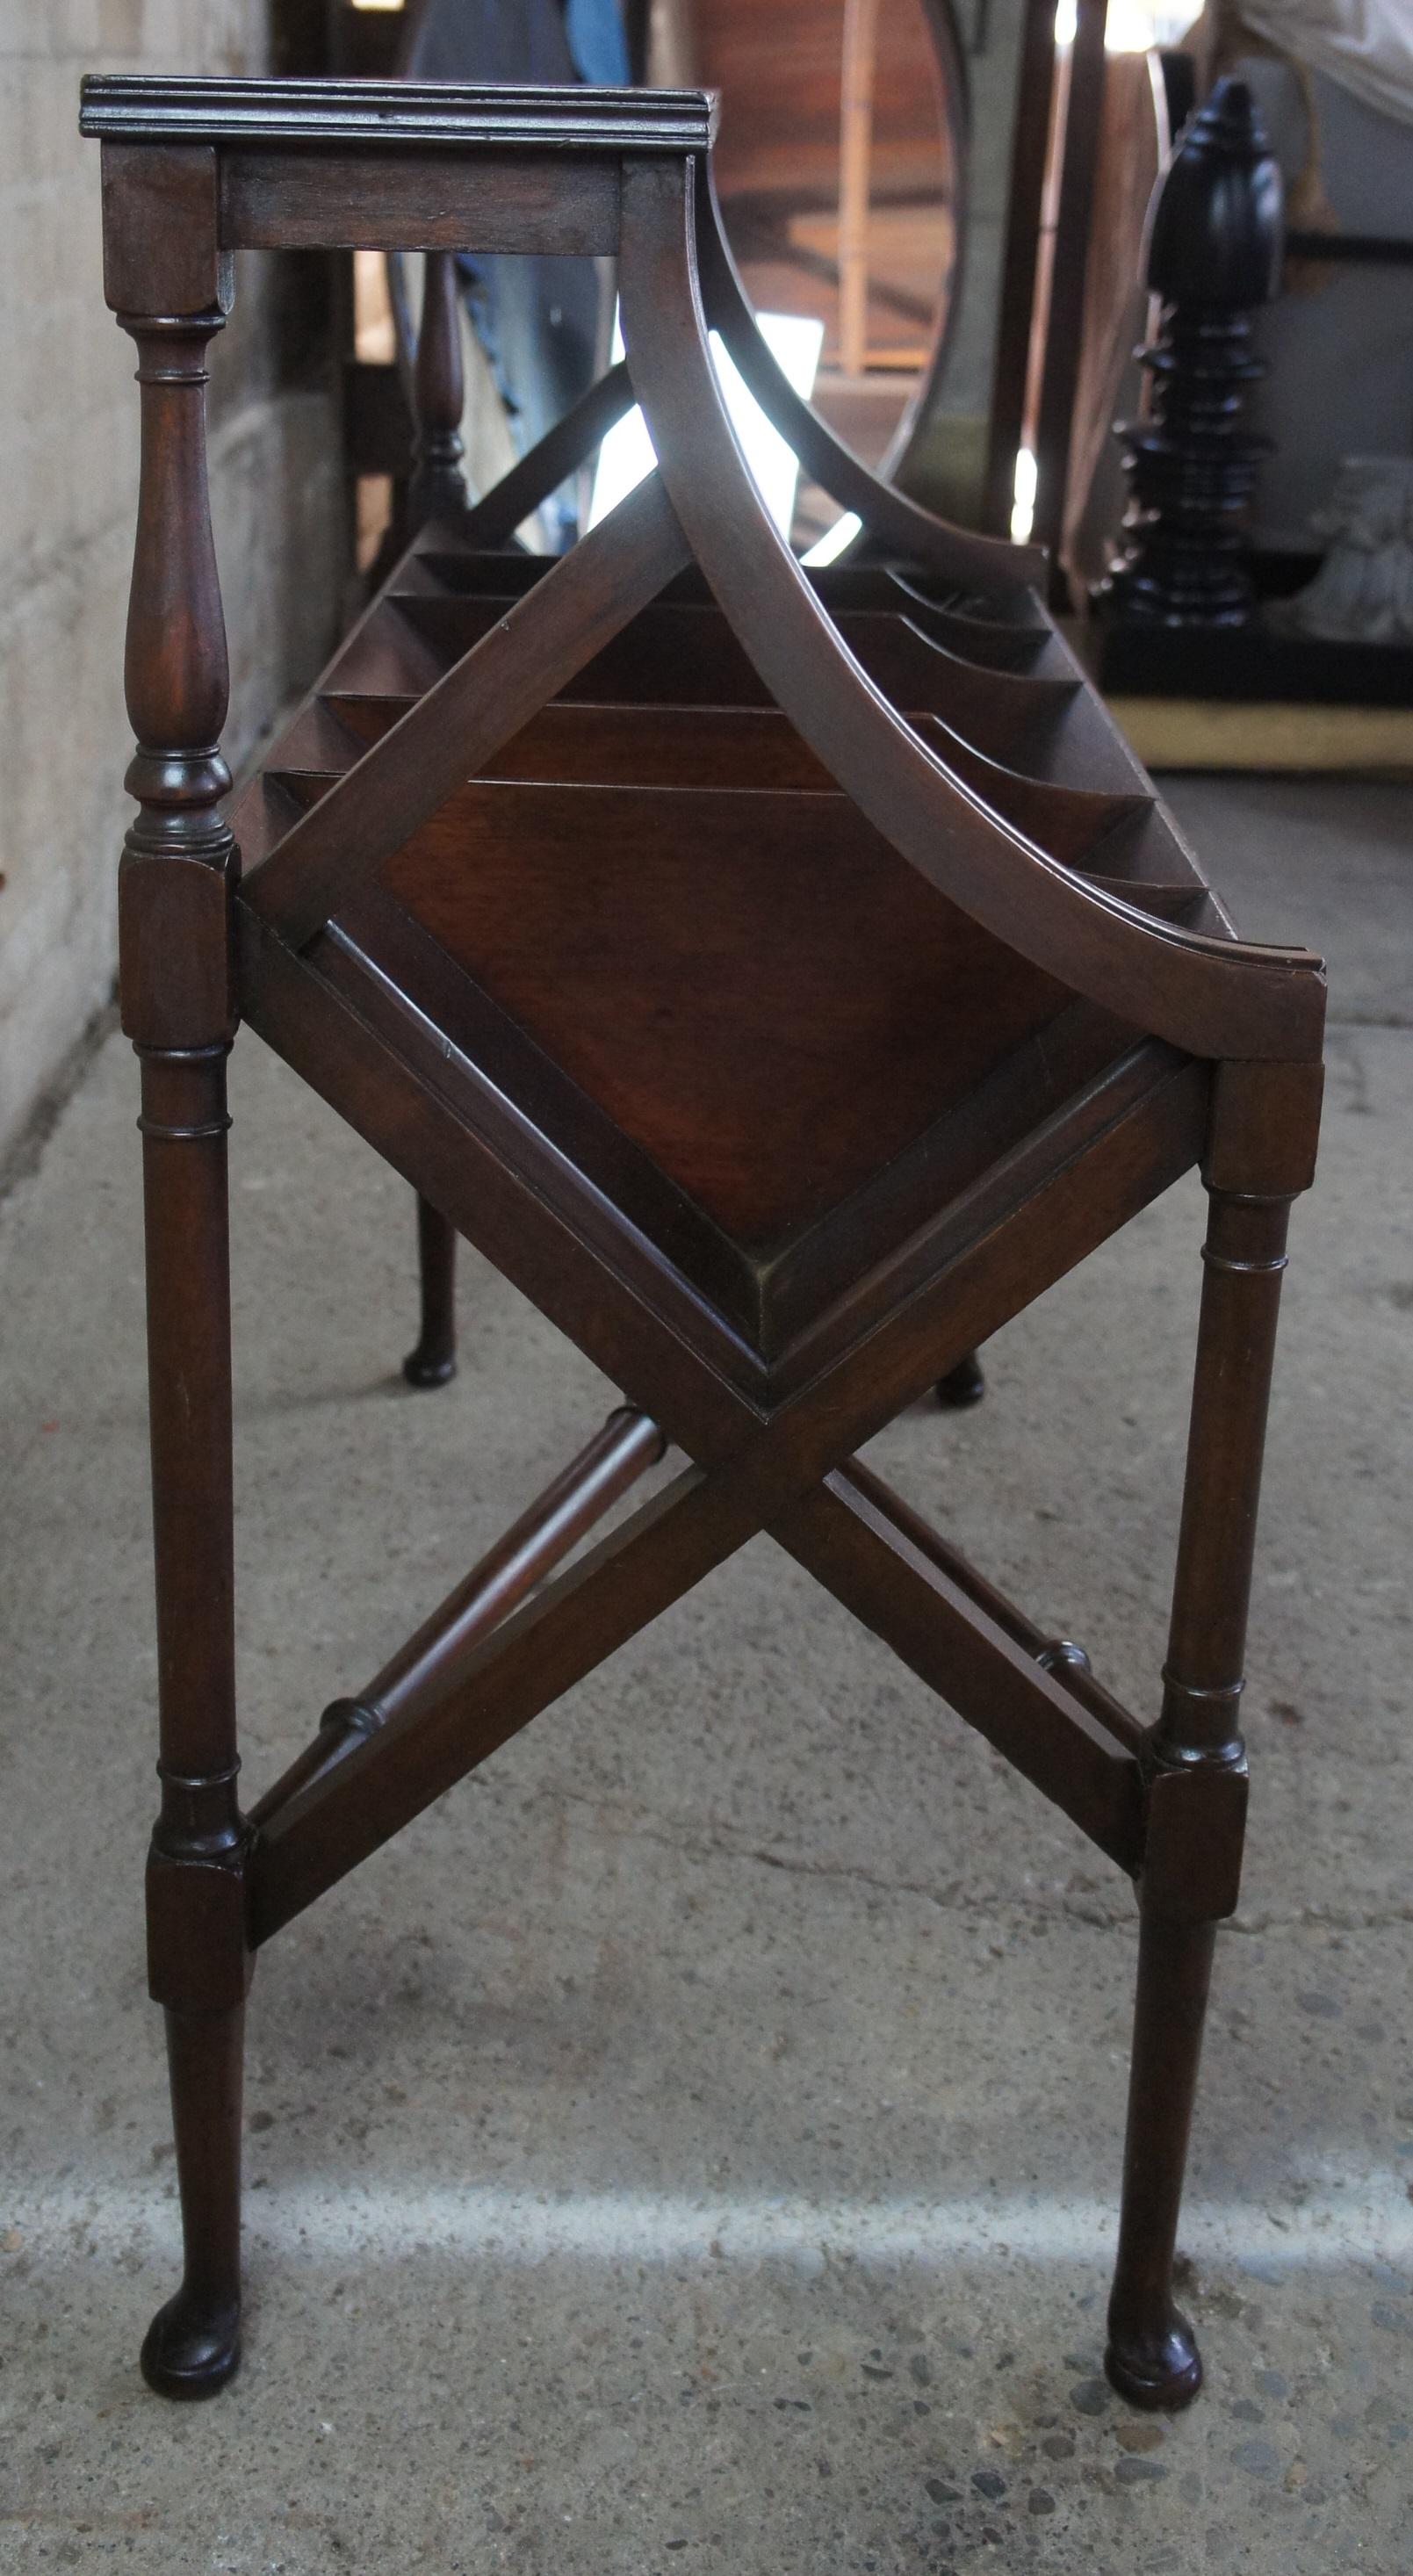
top-left (1107, 1156), bottom-right (1299, 2408)
top-left (141, 2005), bottom-right (245, 2397)
top-left (401, 261), bottom-right (468, 1392)
top-left (935, 1348), bottom-right (984, 1409)
top-left (1106, 1911), bottom-right (1215, 2406)
top-left (135, 1040), bottom-right (250, 2399)
top-left (111, 262), bottom-right (254, 2395)
top-left (404, 1193), bottom-right (458, 1388)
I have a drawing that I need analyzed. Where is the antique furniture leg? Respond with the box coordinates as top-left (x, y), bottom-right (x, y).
top-left (107, 171), bottom-right (250, 2396)
top-left (935, 1349), bottom-right (984, 1409)
top-left (144, 2002), bottom-right (246, 2397)
top-left (407, 247), bottom-right (469, 526)
top-left (402, 252), bottom-right (470, 1385)
top-left (137, 1018), bottom-right (248, 2396)
top-left (403, 1194), bottom-right (458, 1387)
top-left (1106, 1064), bottom-right (1318, 2406)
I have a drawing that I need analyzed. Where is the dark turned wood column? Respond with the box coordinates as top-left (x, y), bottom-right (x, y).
top-left (105, 148), bottom-right (249, 2398)
top-left (1096, 78), bottom-right (1282, 632)
top-left (404, 250), bottom-right (469, 1384)
top-left (407, 247), bottom-right (469, 527)
top-left (1106, 1059), bottom-right (1320, 2410)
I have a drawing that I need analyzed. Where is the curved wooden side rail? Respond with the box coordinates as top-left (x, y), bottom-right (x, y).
top-left (395, 161), bottom-right (1048, 598)
top-left (618, 157), bottom-right (1325, 1065)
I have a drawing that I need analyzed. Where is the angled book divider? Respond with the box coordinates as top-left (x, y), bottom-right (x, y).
top-left (84, 73), bottom-right (1325, 2414)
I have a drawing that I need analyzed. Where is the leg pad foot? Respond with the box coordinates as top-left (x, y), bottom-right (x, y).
top-left (1104, 2313), bottom-right (1202, 2411)
top-left (935, 1351), bottom-right (985, 1410)
top-left (141, 2291), bottom-right (242, 2399)
top-left (402, 1345), bottom-right (457, 1389)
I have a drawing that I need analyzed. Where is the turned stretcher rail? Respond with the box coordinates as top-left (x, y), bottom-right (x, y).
top-left (249, 1404), bottom-right (666, 1829)
top-left (838, 1458), bottom-right (1147, 1756)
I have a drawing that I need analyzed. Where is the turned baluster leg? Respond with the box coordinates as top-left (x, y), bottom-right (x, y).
top-left (137, 1031), bottom-right (247, 2398)
top-left (106, 162), bottom-right (250, 2395)
top-left (401, 252), bottom-right (471, 1384)
top-left (407, 247), bottom-right (469, 528)
top-left (1106, 1063), bottom-right (1319, 2407)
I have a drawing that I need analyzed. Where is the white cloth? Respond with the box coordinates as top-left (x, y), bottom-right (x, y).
top-left (1238, 0), bottom-right (1413, 131)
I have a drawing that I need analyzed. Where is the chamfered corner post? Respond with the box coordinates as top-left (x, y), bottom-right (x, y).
top-left (105, 142), bottom-right (249, 2398)
top-left (403, 252), bottom-right (468, 1389)
top-left (1106, 1057), bottom-right (1323, 2410)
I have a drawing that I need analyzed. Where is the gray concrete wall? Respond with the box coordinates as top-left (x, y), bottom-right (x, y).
top-left (0, 0), bottom-right (342, 1169)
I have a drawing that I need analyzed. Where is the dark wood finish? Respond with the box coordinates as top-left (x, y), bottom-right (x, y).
top-left (407, 249), bottom-right (468, 526)
top-left (377, 778), bottom-right (1076, 1246)
top-left (403, 1189), bottom-right (458, 1388)
top-left (222, 150), bottom-right (624, 258)
top-left (82, 75), bottom-right (718, 155)
top-left (105, 190), bottom-right (249, 2395)
top-left (934, 1350), bottom-right (984, 1408)
top-left (141, 2008), bottom-right (245, 2399)
top-left (1095, 79), bottom-right (1282, 636)
top-left (837, 1460), bottom-right (1146, 1756)
top-left (1106, 1916), bottom-right (1217, 2410)
top-left (401, 241), bottom-right (472, 1402)
top-left (244, 472), bottom-right (692, 948)
top-left (389, 589), bottom-right (1079, 711)
top-left (239, 905), bottom-right (1208, 1418)
top-left (773, 1468), bottom-right (1144, 1868)
top-left (1057, 45), bottom-right (1172, 598)
top-left (251, 1406), bottom-right (665, 1827)
top-left (622, 161), bottom-right (1321, 1064)
top-left (1106, 1061), bottom-right (1316, 2407)
top-left (1092, 603), bottom-right (1413, 710)
top-left (977, 0), bottom-right (1063, 538)
top-left (1028, 0), bottom-right (1109, 603)
top-left (90, 77), bottom-right (1324, 2414)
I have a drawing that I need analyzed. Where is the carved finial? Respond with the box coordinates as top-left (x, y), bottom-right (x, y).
top-left (1096, 79), bottom-right (1283, 631)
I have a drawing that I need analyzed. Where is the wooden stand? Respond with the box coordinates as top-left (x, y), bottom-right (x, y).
top-left (84, 73), bottom-right (1325, 2406)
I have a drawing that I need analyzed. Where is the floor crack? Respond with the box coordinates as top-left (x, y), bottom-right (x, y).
top-left (528, 1783), bottom-right (1134, 1924)
top-left (526, 1786), bottom-right (1413, 1939)
top-left (1230, 1902), bottom-right (1413, 1936)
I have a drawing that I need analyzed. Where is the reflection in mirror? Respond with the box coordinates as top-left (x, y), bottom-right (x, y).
top-left (679, 0), bottom-right (1055, 540)
top-left (344, 0), bottom-right (1085, 559)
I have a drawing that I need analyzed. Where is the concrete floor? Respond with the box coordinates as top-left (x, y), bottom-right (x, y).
top-left (1, 774), bottom-right (1410, 2574)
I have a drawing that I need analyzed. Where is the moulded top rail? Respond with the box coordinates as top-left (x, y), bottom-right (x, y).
top-left (78, 75), bottom-right (719, 156)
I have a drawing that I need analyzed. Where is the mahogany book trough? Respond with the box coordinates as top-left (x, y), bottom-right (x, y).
top-left (80, 71), bottom-right (1326, 2407)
